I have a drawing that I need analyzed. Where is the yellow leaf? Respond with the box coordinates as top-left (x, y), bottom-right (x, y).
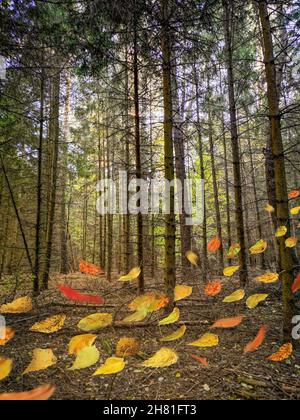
top-left (187, 333), bottom-right (219, 348)
top-left (0, 296), bottom-right (32, 314)
top-left (159, 307), bottom-right (180, 326)
top-left (291, 206), bottom-right (300, 216)
top-left (185, 251), bottom-right (199, 266)
top-left (0, 357), bottom-right (12, 381)
top-left (121, 310), bottom-right (148, 323)
top-left (249, 240), bottom-right (268, 255)
top-left (285, 237), bottom-right (298, 248)
top-left (265, 204), bottom-right (275, 213)
top-left (141, 348), bottom-right (178, 368)
top-left (275, 226), bottom-right (287, 238)
top-left (93, 357), bottom-right (126, 375)
top-left (78, 313), bottom-right (113, 332)
top-left (256, 272), bottom-right (279, 284)
top-left (23, 349), bottom-right (57, 375)
top-left (227, 244), bottom-right (241, 259)
top-left (267, 343), bottom-right (293, 362)
top-left (119, 267), bottom-right (141, 282)
top-left (30, 315), bottom-right (66, 334)
top-left (68, 334), bottom-right (97, 356)
top-left (116, 337), bottom-right (140, 357)
top-left (128, 293), bottom-right (168, 313)
top-left (160, 325), bottom-right (187, 342)
top-left (174, 285), bottom-right (193, 302)
top-left (69, 346), bottom-right (100, 370)
top-left (246, 294), bottom-right (269, 309)
top-left (223, 266), bottom-right (240, 277)
top-left (223, 289), bottom-right (245, 303)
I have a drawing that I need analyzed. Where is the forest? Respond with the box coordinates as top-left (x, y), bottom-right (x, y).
top-left (0, 0), bottom-right (299, 402)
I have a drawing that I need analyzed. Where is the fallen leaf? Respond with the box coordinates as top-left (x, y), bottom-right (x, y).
top-left (244, 326), bottom-right (267, 353)
top-left (69, 346), bottom-right (100, 370)
top-left (141, 348), bottom-right (178, 368)
top-left (160, 325), bottom-right (186, 342)
top-left (204, 281), bottom-right (222, 297)
top-left (249, 240), bottom-right (268, 255)
top-left (292, 273), bottom-right (300, 294)
top-left (78, 313), bottom-right (113, 332)
top-left (119, 267), bottom-right (141, 282)
top-left (0, 296), bottom-right (32, 314)
top-left (223, 289), bottom-right (245, 303)
top-left (185, 251), bottom-right (199, 266)
top-left (0, 327), bottom-right (15, 346)
top-left (285, 237), bottom-right (298, 248)
top-left (58, 285), bottom-right (104, 304)
top-left (80, 260), bottom-right (104, 276)
top-left (30, 315), bottom-right (66, 334)
top-left (191, 354), bottom-right (209, 367)
top-left (68, 334), bottom-right (97, 356)
top-left (23, 349), bottom-right (57, 375)
top-left (267, 343), bottom-right (293, 362)
top-left (208, 236), bottom-right (222, 253)
top-left (188, 333), bottom-right (219, 348)
top-left (159, 307), bottom-right (180, 326)
top-left (174, 285), bottom-right (193, 302)
top-left (223, 266), bottom-right (240, 277)
top-left (210, 316), bottom-right (243, 329)
top-left (116, 337), bottom-right (140, 357)
top-left (246, 294), bottom-right (269, 309)
top-left (0, 357), bottom-right (12, 380)
top-left (256, 272), bottom-right (279, 284)
top-left (0, 384), bottom-right (55, 401)
top-left (227, 244), bottom-right (241, 259)
top-left (275, 226), bottom-right (288, 238)
top-left (93, 357), bottom-right (126, 375)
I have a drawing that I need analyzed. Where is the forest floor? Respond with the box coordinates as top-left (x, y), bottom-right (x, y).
top-left (0, 271), bottom-right (300, 401)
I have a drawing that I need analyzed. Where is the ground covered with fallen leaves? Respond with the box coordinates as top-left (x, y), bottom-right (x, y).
top-left (0, 271), bottom-right (300, 400)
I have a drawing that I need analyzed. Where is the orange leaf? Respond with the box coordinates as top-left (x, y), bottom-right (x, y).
top-left (191, 354), bottom-right (209, 368)
top-left (292, 273), bottom-right (300, 294)
top-left (244, 326), bottom-right (267, 354)
top-left (208, 236), bottom-right (222, 253)
top-left (210, 316), bottom-right (243, 329)
top-left (289, 190), bottom-right (300, 199)
top-left (204, 281), bottom-right (222, 297)
top-left (267, 343), bottom-right (293, 362)
top-left (0, 384), bottom-right (55, 401)
top-left (80, 260), bottom-right (105, 276)
top-left (0, 327), bottom-right (15, 346)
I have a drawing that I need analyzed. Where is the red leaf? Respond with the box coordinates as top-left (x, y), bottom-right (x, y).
top-left (80, 260), bottom-right (105, 276)
top-left (292, 273), bottom-right (300, 294)
top-left (58, 285), bottom-right (104, 304)
top-left (244, 325), bottom-right (267, 354)
top-left (289, 190), bottom-right (300, 199)
top-left (191, 354), bottom-right (209, 367)
top-left (208, 236), bottom-right (222, 253)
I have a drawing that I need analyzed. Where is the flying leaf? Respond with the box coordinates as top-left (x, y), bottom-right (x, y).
top-left (285, 237), bottom-right (298, 248)
top-left (185, 251), bottom-right (199, 266)
top-left (227, 244), bottom-right (241, 259)
top-left (291, 206), bottom-right (300, 216)
top-left (0, 384), bottom-right (55, 401)
top-left (121, 310), bottom-right (148, 323)
top-left (0, 357), bottom-right (12, 380)
top-left (119, 267), bottom-right (141, 282)
top-left (78, 313), bottom-right (113, 332)
top-left (116, 337), bottom-right (140, 357)
top-left (0, 296), bottom-right (32, 314)
top-left (267, 343), bottom-right (293, 362)
top-left (30, 315), bottom-right (66, 334)
top-left (160, 325), bottom-right (187, 342)
top-left (128, 293), bottom-right (169, 313)
top-left (275, 226), bottom-right (288, 238)
top-left (188, 333), bottom-right (219, 348)
top-left (141, 348), bottom-right (178, 368)
top-left (159, 307), bottom-right (180, 326)
top-left (292, 273), bottom-right (300, 294)
top-left (264, 204), bottom-right (275, 213)
top-left (288, 190), bottom-right (300, 199)
top-left (204, 281), bottom-right (222, 297)
top-left (246, 294), bottom-right (269, 309)
top-left (174, 285), bottom-right (193, 302)
top-left (0, 327), bottom-right (15, 346)
top-left (93, 357), bottom-right (126, 375)
top-left (190, 354), bottom-right (209, 367)
top-left (69, 346), bottom-right (100, 370)
top-left (80, 260), bottom-right (104, 276)
top-left (210, 316), bottom-right (243, 329)
top-left (208, 236), bottom-right (222, 253)
top-left (223, 266), bottom-right (240, 277)
top-left (249, 240), bottom-right (268, 255)
top-left (68, 334), bottom-right (97, 356)
top-left (23, 349), bottom-right (57, 375)
top-left (244, 326), bottom-right (267, 354)
top-left (256, 272), bottom-right (279, 284)
top-left (223, 289), bottom-right (245, 303)
top-left (58, 285), bottom-right (104, 304)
